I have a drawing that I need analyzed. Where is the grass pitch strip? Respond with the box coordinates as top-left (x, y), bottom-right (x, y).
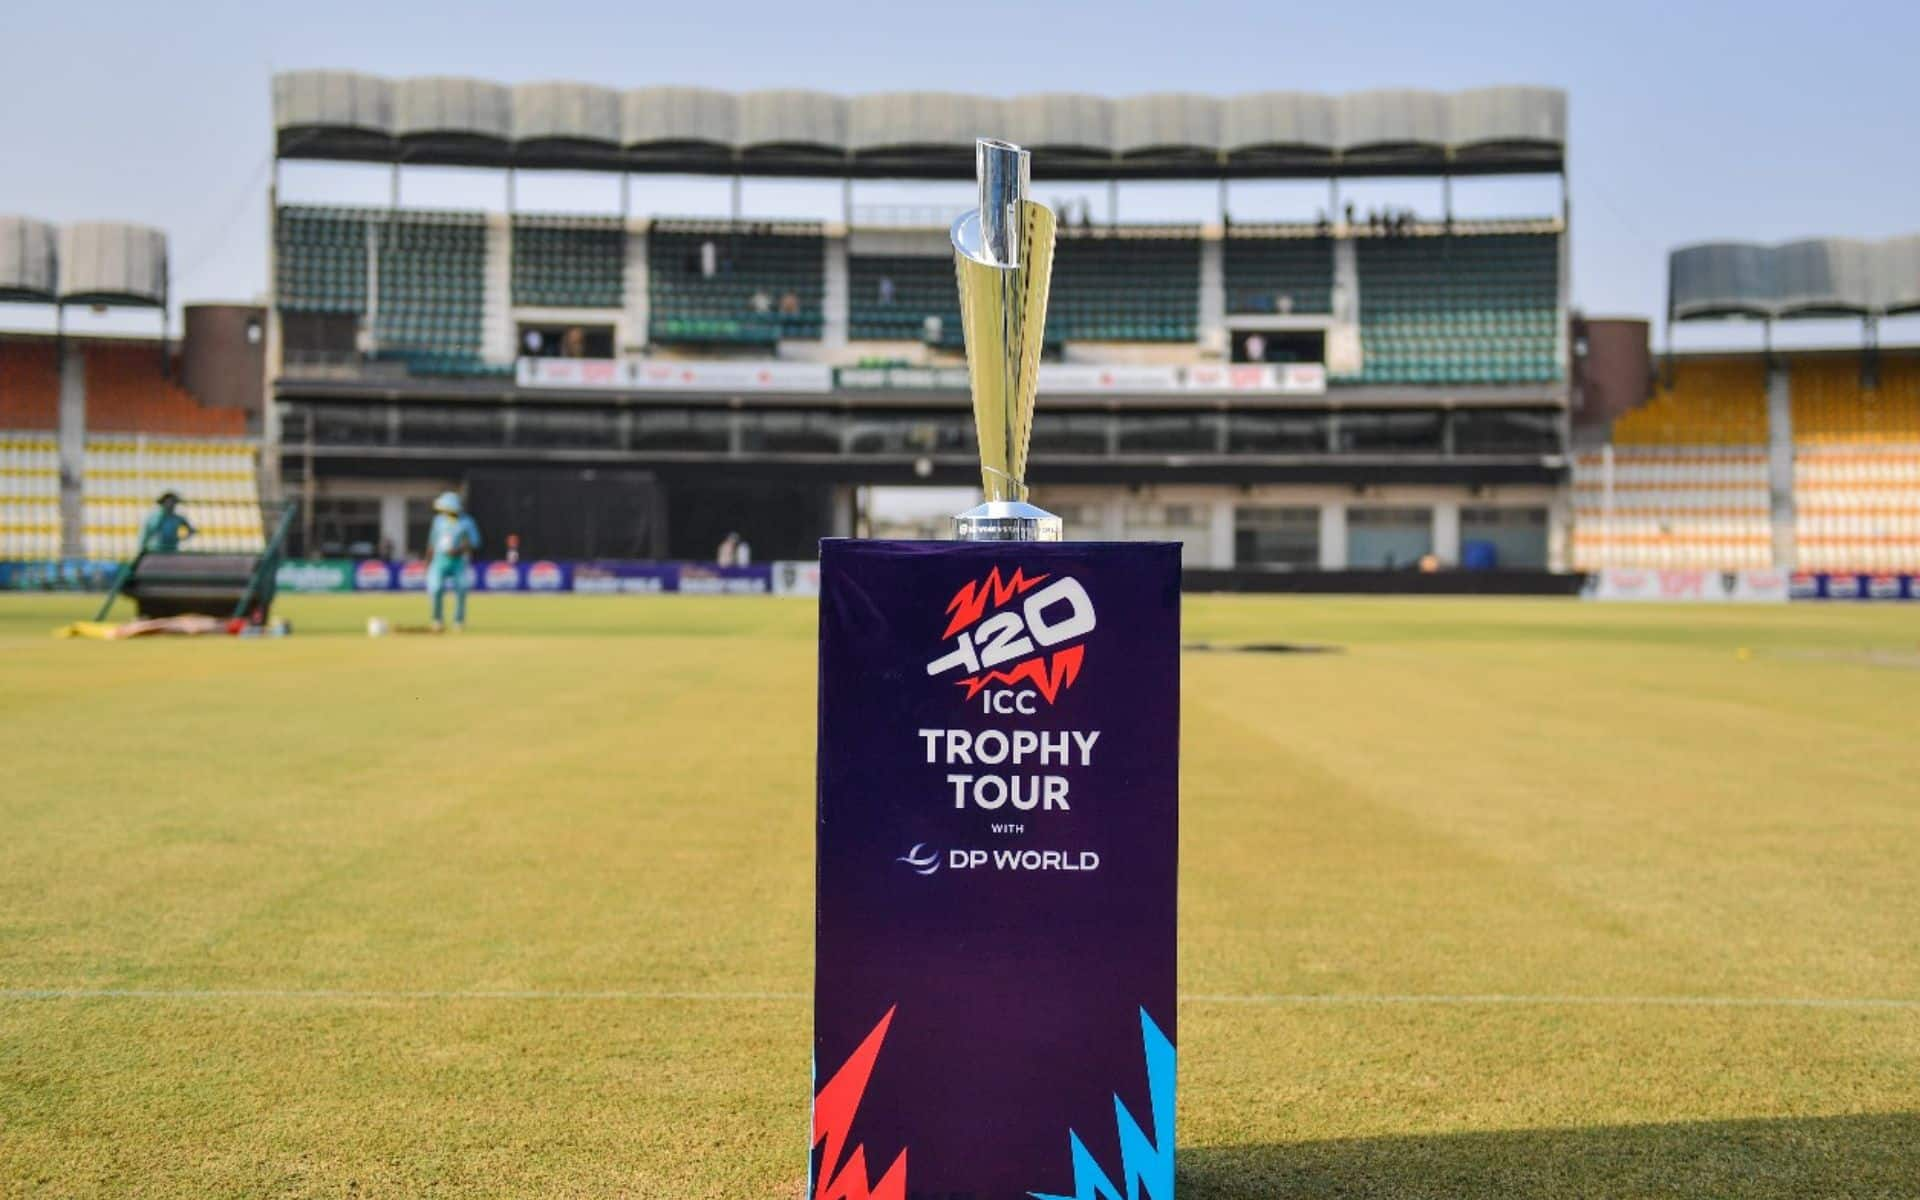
top-left (1, 593), bottom-right (1917, 1196)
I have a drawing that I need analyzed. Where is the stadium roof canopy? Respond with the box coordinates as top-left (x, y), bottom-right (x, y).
top-left (273, 72), bottom-right (1566, 179)
top-left (0, 217), bottom-right (167, 308)
top-left (0, 216), bottom-right (58, 302)
top-left (1671, 236), bottom-right (1920, 321)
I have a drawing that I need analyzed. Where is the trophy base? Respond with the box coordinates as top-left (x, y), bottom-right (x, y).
top-left (954, 500), bottom-right (1064, 542)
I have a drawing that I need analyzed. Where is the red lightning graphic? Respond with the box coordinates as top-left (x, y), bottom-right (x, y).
top-left (941, 567), bottom-right (1048, 639)
top-left (813, 1007), bottom-right (907, 1200)
top-left (957, 644), bottom-right (1085, 702)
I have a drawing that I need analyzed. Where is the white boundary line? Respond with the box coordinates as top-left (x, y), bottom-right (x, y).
top-left (3, 988), bottom-right (1917, 1011)
top-left (1181, 992), bottom-right (1920, 1012)
top-left (0, 988), bottom-right (807, 1003)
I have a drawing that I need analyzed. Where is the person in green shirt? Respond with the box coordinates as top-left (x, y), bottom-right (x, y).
top-left (139, 491), bottom-right (195, 553)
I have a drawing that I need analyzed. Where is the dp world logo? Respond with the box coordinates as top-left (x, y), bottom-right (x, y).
top-left (896, 843), bottom-right (940, 875)
top-left (925, 567), bottom-right (1096, 705)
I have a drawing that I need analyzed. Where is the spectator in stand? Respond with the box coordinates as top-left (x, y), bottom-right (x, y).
top-left (139, 491), bottom-right (195, 553)
top-left (878, 276), bottom-right (895, 305)
top-left (750, 289), bottom-right (772, 314)
top-left (778, 291), bottom-right (801, 316)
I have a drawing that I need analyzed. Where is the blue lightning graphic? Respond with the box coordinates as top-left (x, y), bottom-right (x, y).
top-left (1029, 1009), bottom-right (1175, 1200)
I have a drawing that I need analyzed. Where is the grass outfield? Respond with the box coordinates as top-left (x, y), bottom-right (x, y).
top-left (2, 591), bottom-right (1918, 1197)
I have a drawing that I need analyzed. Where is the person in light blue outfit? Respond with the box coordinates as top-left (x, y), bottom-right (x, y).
top-left (426, 491), bottom-right (481, 632)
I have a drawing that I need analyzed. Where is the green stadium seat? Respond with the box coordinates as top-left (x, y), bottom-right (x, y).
top-left (512, 215), bottom-right (626, 309)
top-left (1225, 235), bottom-right (1334, 315)
top-left (276, 206), bottom-right (491, 377)
top-left (1349, 233), bottom-right (1561, 387)
top-left (648, 223), bottom-right (825, 346)
top-left (1048, 232), bottom-right (1199, 343)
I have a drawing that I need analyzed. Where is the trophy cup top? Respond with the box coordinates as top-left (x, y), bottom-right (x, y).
top-left (956, 138), bottom-right (1030, 270)
top-left (952, 138), bottom-right (1061, 543)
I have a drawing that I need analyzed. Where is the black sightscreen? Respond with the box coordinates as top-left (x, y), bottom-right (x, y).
top-left (465, 468), bottom-right (664, 560)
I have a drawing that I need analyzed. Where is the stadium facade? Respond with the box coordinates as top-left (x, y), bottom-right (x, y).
top-left (4, 73), bottom-right (1916, 588)
top-left (262, 73), bottom-right (1575, 573)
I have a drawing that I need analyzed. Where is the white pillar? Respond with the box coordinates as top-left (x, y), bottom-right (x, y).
top-left (481, 213), bottom-right (515, 365)
top-left (379, 493), bottom-right (408, 558)
top-left (1326, 237), bottom-right (1363, 376)
top-left (1548, 486), bottom-right (1573, 574)
top-left (625, 220), bottom-right (650, 351)
top-left (1207, 494), bottom-right (1235, 568)
top-left (262, 172), bottom-right (284, 504)
top-left (1197, 234), bottom-right (1225, 355)
top-left (829, 485), bottom-right (856, 538)
top-left (1766, 362), bottom-right (1796, 567)
top-left (822, 228), bottom-right (849, 349)
top-left (364, 221), bottom-right (381, 355)
top-left (1319, 502), bottom-right (1347, 570)
top-left (1434, 500), bottom-right (1462, 565)
top-left (57, 336), bottom-right (85, 558)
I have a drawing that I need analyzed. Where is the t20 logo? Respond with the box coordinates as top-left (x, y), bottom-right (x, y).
top-left (925, 567), bottom-right (1096, 704)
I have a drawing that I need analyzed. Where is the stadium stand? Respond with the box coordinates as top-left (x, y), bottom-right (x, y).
top-left (648, 222), bottom-right (824, 345)
top-left (1570, 360), bottom-right (1772, 569)
top-left (1353, 232), bottom-right (1560, 385)
top-left (0, 432), bottom-right (265, 560)
top-left (82, 438), bottom-right (266, 558)
top-left (276, 206), bottom-right (498, 375)
top-left (1791, 358), bottom-right (1920, 571)
top-left (0, 332), bottom-right (264, 560)
top-left (275, 206), bottom-right (370, 314)
top-left (84, 343), bottom-right (245, 437)
top-left (1049, 230), bottom-right (1199, 342)
top-left (0, 340), bottom-right (60, 428)
top-left (512, 215), bottom-right (625, 309)
top-left (848, 255), bottom-right (960, 344)
top-left (374, 210), bottom-right (490, 376)
top-left (241, 79), bottom-right (1576, 573)
top-left (1225, 231), bottom-right (1334, 315)
top-left (0, 432), bottom-right (60, 559)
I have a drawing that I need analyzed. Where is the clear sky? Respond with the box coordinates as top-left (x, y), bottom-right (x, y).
top-left (4, 0), bottom-right (1917, 347)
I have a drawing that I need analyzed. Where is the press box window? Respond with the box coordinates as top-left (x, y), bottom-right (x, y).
top-left (1235, 505), bottom-right (1320, 568)
top-left (1461, 506), bottom-right (1549, 569)
top-left (1232, 329), bottom-right (1325, 365)
top-left (1347, 506), bottom-right (1433, 568)
top-left (519, 324), bottom-right (615, 358)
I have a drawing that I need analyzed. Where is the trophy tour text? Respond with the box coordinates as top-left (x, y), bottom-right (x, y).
top-left (918, 727), bottom-right (1100, 811)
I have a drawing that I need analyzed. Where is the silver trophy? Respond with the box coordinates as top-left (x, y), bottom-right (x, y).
top-left (952, 139), bottom-right (1061, 541)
